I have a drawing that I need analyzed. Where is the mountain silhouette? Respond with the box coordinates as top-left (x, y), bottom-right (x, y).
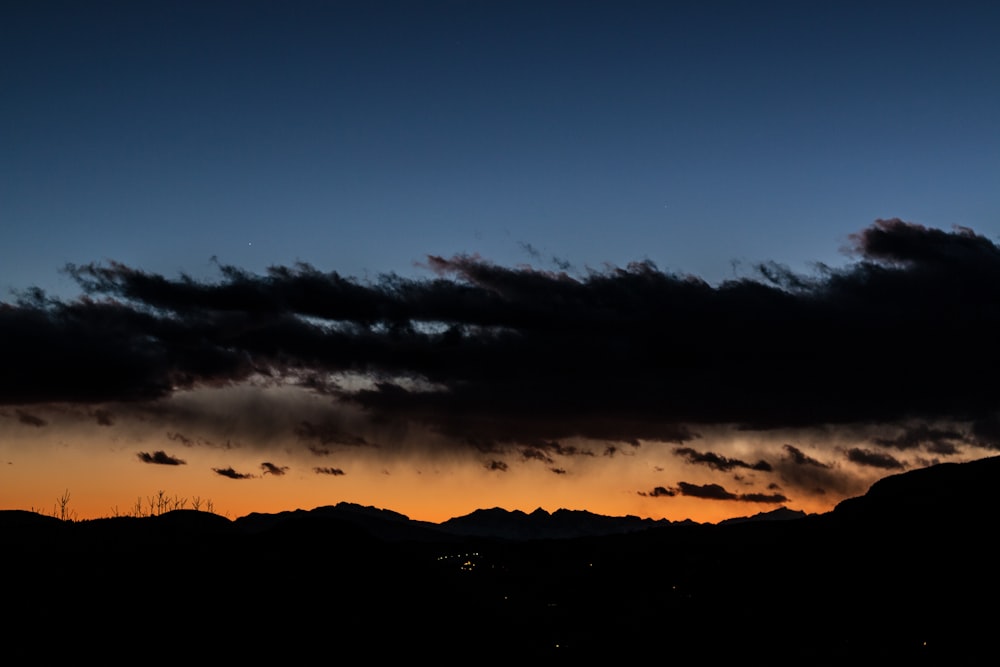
top-left (832, 454), bottom-right (1000, 524)
top-left (3, 456), bottom-right (999, 663)
top-left (439, 506), bottom-right (672, 540)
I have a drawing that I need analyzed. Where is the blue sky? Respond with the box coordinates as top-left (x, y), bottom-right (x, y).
top-left (4, 0), bottom-right (998, 297)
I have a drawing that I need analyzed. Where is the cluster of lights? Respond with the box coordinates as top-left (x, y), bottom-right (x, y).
top-left (436, 552), bottom-right (481, 571)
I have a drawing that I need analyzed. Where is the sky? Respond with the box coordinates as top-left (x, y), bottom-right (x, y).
top-left (3, 0), bottom-right (1000, 523)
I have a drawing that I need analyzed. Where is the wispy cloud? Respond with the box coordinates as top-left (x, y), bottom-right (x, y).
top-left (640, 481), bottom-right (788, 504)
top-left (675, 482), bottom-right (789, 503)
top-left (782, 444), bottom-right (831, 468)
top-left (638, 486), bottom-right (676, 497)
top-left (674, 447), bottom-right (772, 472)
top-left (846, 448), bottom-right (906, 470)
top-left (872, 424), bottom-right (968, 455)
top-left (212, 466), bottom-right (254, 480)
top-left (91, 409), bottom-right (114, 426)
top-left (261, 462), bottom-right (289, 476)
top-left (16, 410), bottom-right (46, 427)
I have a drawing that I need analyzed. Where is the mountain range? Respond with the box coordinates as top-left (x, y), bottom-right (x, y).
top-left (4, 455), bottom-right (999, 663)
top-left (0, 491), bottom-right (805, 544)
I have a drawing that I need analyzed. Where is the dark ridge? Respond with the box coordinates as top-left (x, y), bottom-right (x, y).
top-left (715, 506), bottom-right (808, 525)
top-left (234, 502), bottom-right (452, 542)
top-left (832, 454), bottom-right (1000, 523)
top-left (0, 508), bottom-right (64, 529)
top-left (4, 456), bottom-right (999, 662)
top-left (440, 506), bottom-right (672, 540)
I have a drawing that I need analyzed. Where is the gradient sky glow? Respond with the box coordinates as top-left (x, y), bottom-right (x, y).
top-left (3, 1), bottom-right (1000, 523)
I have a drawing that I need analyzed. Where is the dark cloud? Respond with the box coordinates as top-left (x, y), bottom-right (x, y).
top-left (782, 444), bottom-right (830, 468)
top-left (638, 486), bottom-right (676, 497)
top-left (872, 424), bottom-right (967, 455)
top-left (261, 462), bottom-right (289, 476)
top-left (547, 443), bottom-right (594, 457)
top-left (486, 460), bottom-right (508, 472)
top-left (294, 421), bottom-right (373, 448)
top-left (166, 432), bottom-right (195, 447)
top-left (772, 444), bottom-right (861, 497)
top-left (913, 455), bottom-right (945, 469)
top-left (91, 409), bottom-right (114, 426)
top-left (162, 428), bottom-right (230, 449)
top-left (518, 241), bottom-right (574, 273)
top-left (677, 482), bottom-right (787, 503)
top-left (2, 220), bottom-right (1000, 451)
top-left (971, 415), bottom-right (1000, 449)
top-left (518, 241), bottom-right (543, 261)
top-left (520, 439), bottom-right (595, 458)
top-left (846, 448), bottom-right (906, 470)
top-left (550, 467), bottom-right (567, 475)
top-left (521, 448), bottom-right (554, 464)
top-left (924, 441), bottom-right (960, 456)
top-left (455, 436), bottom-right (504, 455)
top-left (677, 482), bottom-right (737, 500)
top-left (16, 410), bottom-right (46, 427)
top-left (137, 450), bottom-right (186, 465)
top-left (314, 466), bottom-right (345, 476)
top-left (740, 492), bottom-right (790, 503)
top-left (674, 447), bottom-right (772, 472)
top-left (0, 285), bottom-right (253, 405)
top-left (212, 466), bottom-right (254, 479)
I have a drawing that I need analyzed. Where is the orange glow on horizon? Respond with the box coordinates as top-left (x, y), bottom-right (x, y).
top-left (0, 395), bottom-right (926, 525)
top-left (2, 437), bottom-right (845, 525)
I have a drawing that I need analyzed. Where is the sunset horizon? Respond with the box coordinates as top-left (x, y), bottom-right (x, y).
top-left (4, 2), bottom-right (1000, 530)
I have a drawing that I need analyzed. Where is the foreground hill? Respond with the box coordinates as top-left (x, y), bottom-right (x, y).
top-left (4, 456), bottom-right (999, 663)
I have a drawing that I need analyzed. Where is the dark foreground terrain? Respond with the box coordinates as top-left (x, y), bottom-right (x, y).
top-left (4, 457), bottom-right (999, 664)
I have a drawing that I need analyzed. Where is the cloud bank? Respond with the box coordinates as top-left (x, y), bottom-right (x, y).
top-left (4, 220), bottom-right (999, 510)
top-left (4, 220), bottom-right (996, 432)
